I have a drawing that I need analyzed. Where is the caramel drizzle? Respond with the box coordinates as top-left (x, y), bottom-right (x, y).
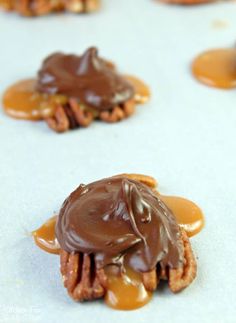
top-left (104, 265), bottom-right (152, 310)
top-left (59, 228), bottom-right (197, 311)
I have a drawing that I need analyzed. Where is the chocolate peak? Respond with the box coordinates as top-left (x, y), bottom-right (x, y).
top-left (56, 177), bottom-right (184, 273)
top-left (37, 47), bottom-right (135, 110)
top-left (77, 47), bottom-right (101, 75)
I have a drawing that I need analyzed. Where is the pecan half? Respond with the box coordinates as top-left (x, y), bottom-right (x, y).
top-left (141, 228), bottom-right (197, 293)
top-left (45, 100), bottom-right (94, 133)
top-left (168, 228), bottom-right (197, 292)
top-left (99, 100), bottom-right (135, 123)
top-left (60, 251), bottom-right (107, 301)
top-left (46, 105), bottom-right (70, 133)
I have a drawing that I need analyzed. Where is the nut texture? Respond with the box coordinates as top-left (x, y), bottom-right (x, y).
top-left (60, 251), bottom-right (107, 301)
top-left (45, 99), bottom-right (135, 133)
top-left (60, 228), bottom-right (196, 301)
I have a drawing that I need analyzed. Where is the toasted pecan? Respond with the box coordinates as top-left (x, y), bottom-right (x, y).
top-left (142, 269), bottom-right (159, 291)
top-left (168, 228), bottom-right (197, 292)
top-left (45, 100), bottom-right (95, 133)
top-left (141, 228), bottom-right (197, 292)
top-left (99, 100), bottom-right (135, 123)
top-left (60, 251), bottom-right (107, 301)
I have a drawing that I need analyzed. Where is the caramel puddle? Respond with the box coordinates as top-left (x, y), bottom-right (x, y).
top-left (3, 79), bottom-right (66, 121)
top-left (105, 265), bottom-right (152, 310)
top-left (32, 216), bottom-right (60, 255)
top-left (192, 48), bottom-right (236, 89)
top-left (124, 75), bottom-right (151, 104)
top-left (161, 195), bottom-right (204, 237)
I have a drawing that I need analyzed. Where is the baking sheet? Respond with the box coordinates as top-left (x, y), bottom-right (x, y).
top-left (0, 0), bottom-right (236, 322)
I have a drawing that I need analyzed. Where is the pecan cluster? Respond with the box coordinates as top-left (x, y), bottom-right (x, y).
top-left (45, 98), bottom-right (136, 133)
top-left (0, 0), bottom-right (100, 16)
top-left (60, 228), bottom-right (196, 301)
top-left (60, 251), bottom-right (107, 301)
top-left (59, 174), bottom-right (197, 302)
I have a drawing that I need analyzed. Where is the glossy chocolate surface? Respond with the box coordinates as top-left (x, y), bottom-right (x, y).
top-left (37, 47), bottom-right (134, 110)
top-left (56, 177), bottom-right (184, 272)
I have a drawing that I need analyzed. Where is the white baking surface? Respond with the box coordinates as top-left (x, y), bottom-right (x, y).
top-left (0, 0), bottom-right (236, 322)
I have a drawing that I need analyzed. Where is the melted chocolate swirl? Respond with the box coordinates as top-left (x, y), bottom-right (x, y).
top-left (37, 47), bottom-right (134, 110)
top-left (56, 177), bottom-right (184, 273)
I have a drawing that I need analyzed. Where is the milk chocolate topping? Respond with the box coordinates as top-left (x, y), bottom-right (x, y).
top-left (37, 47), bottom-right (134, 110)
top-left (56, 177), bottom-right (184, 272)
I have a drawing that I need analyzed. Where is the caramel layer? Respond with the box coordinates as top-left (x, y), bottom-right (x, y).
top-left (192, 48), bottom-right (236, 89)
top-left (3, 79), bottom-right (66, 121)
